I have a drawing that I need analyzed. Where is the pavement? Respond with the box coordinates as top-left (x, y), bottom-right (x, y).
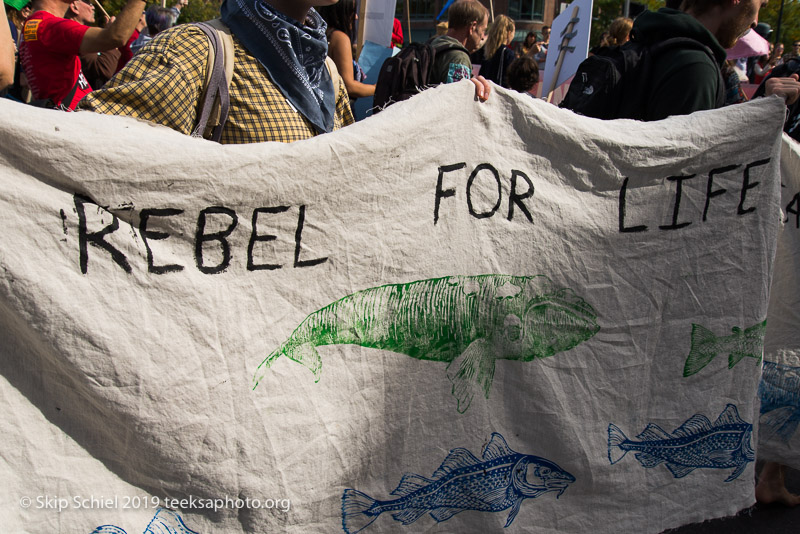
top-left (664, 464), bottom-right (800, 534)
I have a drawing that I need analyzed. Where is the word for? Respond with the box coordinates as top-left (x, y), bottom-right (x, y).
top-left (21, 494), bottom-right (291, 513)
top-left (72, 195), bottom-right (327, 275)
top-left (434, 162), bottom-right (535, 224)
top-left (619, 159), bottom-right (771, 232)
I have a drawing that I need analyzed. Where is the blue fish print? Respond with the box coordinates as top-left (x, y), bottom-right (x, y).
top-left (91, 508), bottom-right (198, 534)
top-left (341, 432), bottom-right (575, 533)
top-left (608, 404), bottom-right (754, 482)
top-left (759, 360), bottom-right (800, 443)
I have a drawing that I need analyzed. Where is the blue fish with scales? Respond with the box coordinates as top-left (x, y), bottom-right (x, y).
top-left (608, 404), bottom-right (754, 482)
top-left (341, 433), bottom-right (575, 533)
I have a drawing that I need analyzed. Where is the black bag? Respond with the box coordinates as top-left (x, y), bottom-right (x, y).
top-left (560, 37), bottom-right (722, 120)
top-left (372, 38), bottom-right (468, 112)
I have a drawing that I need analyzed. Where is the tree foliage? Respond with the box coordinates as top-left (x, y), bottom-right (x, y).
top-left (99, 0), bottom-right (221, 24)
top-left (760, 0), bottom-right (800, 48)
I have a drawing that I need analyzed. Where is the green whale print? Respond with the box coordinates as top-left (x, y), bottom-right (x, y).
top-left (683, 320), bottom-right (766, 377)
top-left (253, 275), bottom-right (600, 413)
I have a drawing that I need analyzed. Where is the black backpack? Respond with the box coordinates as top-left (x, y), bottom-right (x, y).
top-left (559, 37), bottom-right (723, 120)
top-left (372, 38), bottom-right (468, 113)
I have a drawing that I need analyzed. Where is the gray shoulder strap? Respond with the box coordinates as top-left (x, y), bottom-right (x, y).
top-left (192, 20), bottom-right (234, 142)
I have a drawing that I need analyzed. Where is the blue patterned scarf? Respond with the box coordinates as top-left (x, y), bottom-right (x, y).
top-left (221, 0), bottom-right (335, 134)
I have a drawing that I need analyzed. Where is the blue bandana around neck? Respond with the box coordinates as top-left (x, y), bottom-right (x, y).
top-left (221, 0), bottom-right (335, 134)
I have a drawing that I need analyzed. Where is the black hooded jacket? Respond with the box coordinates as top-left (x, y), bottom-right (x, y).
top-left (631, 8), bottom-right (727, 121)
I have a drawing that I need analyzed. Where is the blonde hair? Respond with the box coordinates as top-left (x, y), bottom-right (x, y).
top-left (483, 15), bottom-right (515, 60)
top-left (600, 17), bottom-right (633, 47)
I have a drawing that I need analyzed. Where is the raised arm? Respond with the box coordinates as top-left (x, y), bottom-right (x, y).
top-left (79, 0), bottom-right (146, 54)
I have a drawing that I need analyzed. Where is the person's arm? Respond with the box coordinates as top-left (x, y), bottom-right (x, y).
top-left (0, 4), bottom-right (14, 90)
top-left (327, 30), bottom-right (374, 98)
top-left (169, 0), bottom-right (187, 22)
top-left (470, 75), bottom-right (490, 102)
top-left (79, 0), bottom-right (146, 54)
top-left (81, 48), bottom-right (121, 87)
top-left (766, 73), bottom-right (800, 106)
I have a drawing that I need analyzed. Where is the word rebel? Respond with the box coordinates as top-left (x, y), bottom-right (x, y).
top-left (70, 195), bottom-right (328, 275)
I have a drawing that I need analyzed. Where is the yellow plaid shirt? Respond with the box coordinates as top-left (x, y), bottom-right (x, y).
top-left (80, 25), bottom-right (354, 144)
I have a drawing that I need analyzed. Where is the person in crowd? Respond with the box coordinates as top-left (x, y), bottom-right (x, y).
top-left (774, 42), bottom-right (785, 65)
top-left (19, 0), bottom-right (145, 109)
top-left (5, 2), bottom-right (31, 100)
top-left (535, 24), bottom-right (549, 70)
top-left (595, 0), bottom-right (800, 121)
top-left (750, 44), bottom-right (778, 86)
top-left (391, 16), bottom-right (402, 48)
top-left (81, 0), bottom-right (355, 144)
top-left (6, 1), bottom-right (31, 44)
top-left (1, 3), bottom-right (15, 91)
top-left (130, 0), bottom-right (185, 54)
top-left (429, 0), bottom-right (488, 85)
top-left (317, 0), bottom-right (374, 102)
top-left (435, 20), bottom-right (448, 36)
top-left (480, 14), bottom-right (515, 87)
top-left (506, 55), bottom-right (538, 95)
top-left (64, 0), bottom-right (127, 91)
top-left (518, 31), bottom-right (539, 58)
top-left (599, 17), bottom-right (632, 47)
top-left (785, 40), bottom-right (800, 62)
top-left (131, 5), bottom-right (178, 54)
top-left (721, 59), bottom-right (748, 104)
top-left (539, 24), bottom-right (549, 48)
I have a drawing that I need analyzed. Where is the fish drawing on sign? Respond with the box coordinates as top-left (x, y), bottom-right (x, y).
top-left (341, 432), bottom-right (575, 533)
top-left (91, 508), bottom-right (198, 534)
top-left (608, 404), bottom-right (754, 482)
top-left (253, 274), bottom-right (599, 412)
top-left (682, 320), bottom-right (766, 377)
top-left (759, 361), bottom-right (800, 443)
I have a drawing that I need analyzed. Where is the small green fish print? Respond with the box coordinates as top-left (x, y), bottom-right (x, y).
top-left (683, 320), bottom-right (766, 377)
top-left (253, 275), bottom-right (600, 413)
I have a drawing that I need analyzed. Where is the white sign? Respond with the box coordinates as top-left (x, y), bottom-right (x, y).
top-left (542, 0), bottom-right (593, 96)
top-left (361, 0), bottom-right (397, 48)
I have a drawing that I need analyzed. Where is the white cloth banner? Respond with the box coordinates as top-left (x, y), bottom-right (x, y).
top-left (759, 135), bottom-right (800, 466)
top-left (0, 86), bottom-right (790, 534)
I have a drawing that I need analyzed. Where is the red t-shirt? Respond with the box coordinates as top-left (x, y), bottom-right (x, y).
top-left (20, 11), bottom-right (91, 110)
top-left (116, 29), bottom-right (139, 73)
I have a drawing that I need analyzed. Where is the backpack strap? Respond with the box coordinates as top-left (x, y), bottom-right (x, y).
top-left (325, 56), bottom-right (342, 99)
top-left (59, 76), bottom-right (82, 111)
top-left (428, 36), bottom-right (470, 57)
top-left (192, 19), bottom-right (235, 142)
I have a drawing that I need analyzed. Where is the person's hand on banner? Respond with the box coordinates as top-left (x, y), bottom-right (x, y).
top-left (471, 75), bottom-right (491, 102)
top-left (766, 73), bottom-right (800, 105)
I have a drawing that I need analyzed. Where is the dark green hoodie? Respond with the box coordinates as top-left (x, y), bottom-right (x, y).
top-left (631, 8), bottom-right (727, 121)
